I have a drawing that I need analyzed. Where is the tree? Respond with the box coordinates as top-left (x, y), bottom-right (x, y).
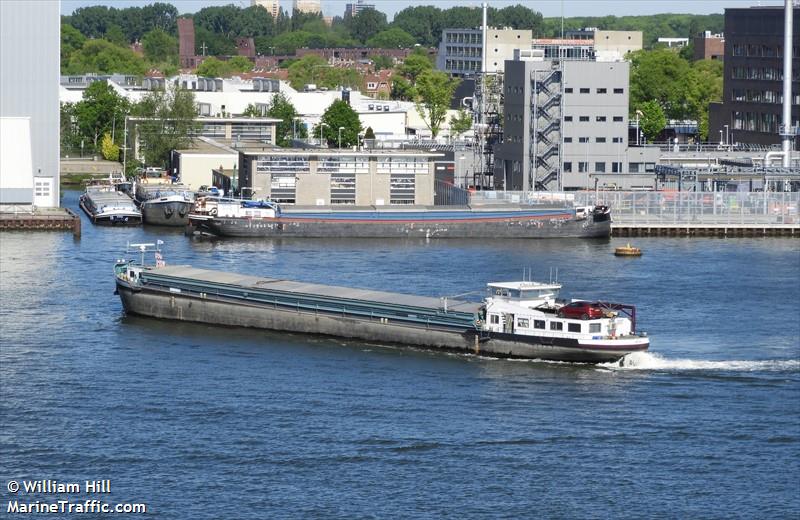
top-left (687, 59), bottom-right (723, 140)
top-left (104, 24), bottom-right (128, 47)
top-left (629, 49), bottom-right (693, 119)
top-left (345, 8), bottom-right (388, 44)
top-left (133, 86), bottom-right (198, 168)
top-left (272, 30), bottom-right (314, 54)
top-left (195, 57), bottom-right (230, 77)
top-left (289, 54), bottom-right (330, 89)
top-left (100, 132), bottom-right (120, 161)
top-left (242, 103), bottom-right (261, 117)
top-left (391, 6), bottom-right (443, 47)
top-left (638, 100), bottom-right (666, 143)
top-left (61, 24), bottom-right (86, 65)
top-left (367, 28), bottom-right (417, 49)
top-left (236, 5), bottom-right (275, 37)
top-left (267, 93), bottom-right (307, 147)
top-left (449, 109), bottom-right (473, 137)
top-left (413, 70), bottom-right (460, 138)
top-left (142, 28), bottom-right (177, 64)
top-left (73, 81), bottom-right (130, 150)
top-left (64, 39), bottom-right (146, 75)
top-left (370, 55), bottom-right (394, 71)
top-left (194, 27), bottom-right (237, 56)
top-left (227, 56), bottom-right (253, 73)
top-left (363, 126), bottom-right (376, 140)
top-left (315, 100), bottom-right (361, 148)
top-left (493, 5), bottom-right (543, 31)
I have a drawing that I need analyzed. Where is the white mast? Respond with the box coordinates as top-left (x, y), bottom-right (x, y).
top-left (782, 0), bottom-right (794, 167)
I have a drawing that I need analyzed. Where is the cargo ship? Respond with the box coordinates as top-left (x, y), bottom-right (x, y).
top-left (186, 198), bottom-right (612, 239)
top-left (114, 245), bottom-right (648, 363)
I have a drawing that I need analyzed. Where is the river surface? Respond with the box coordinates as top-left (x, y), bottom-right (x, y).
top-left (1, 190), bottom-right (799, 518)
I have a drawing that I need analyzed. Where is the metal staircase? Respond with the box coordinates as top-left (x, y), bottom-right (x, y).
top-left (529, 67), bottom-right (563, 191)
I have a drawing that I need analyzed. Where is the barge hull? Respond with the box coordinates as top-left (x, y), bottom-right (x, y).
top-left (142, 201), bottom-right (192, 227)
top-left (116, 266), bottom-right (642, 362)
top-left (190, 216), bottom-right (611, 239)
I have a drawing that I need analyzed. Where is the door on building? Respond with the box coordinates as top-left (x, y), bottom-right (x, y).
top-left (33, 177), bottom-right (54, 207)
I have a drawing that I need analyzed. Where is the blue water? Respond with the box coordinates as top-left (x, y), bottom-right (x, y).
top-left (1, 191), bottom-right (798, 518)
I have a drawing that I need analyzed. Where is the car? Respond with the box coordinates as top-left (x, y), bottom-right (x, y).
top-left (557, 301), bottom-right (604, 320)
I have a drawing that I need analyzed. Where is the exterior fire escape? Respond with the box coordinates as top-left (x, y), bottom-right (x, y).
top-left (530, 65), bottom-right (563, 191)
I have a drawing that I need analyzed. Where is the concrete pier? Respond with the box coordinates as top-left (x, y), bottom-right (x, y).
top-left (0, 208), bottom-right (81, 236)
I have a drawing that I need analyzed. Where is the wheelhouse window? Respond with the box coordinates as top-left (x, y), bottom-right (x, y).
top-left (568, 323), bottom-right (582, 333)
top-left (534, 320), bottom-right (545, 329)
top-left (517, 318), bottom-right (529, 328)
top-left (589, 323), bottom-right (602, 333)
top-left (550, 321), bottom-right (563, 331)
top-left (490, 315), bottom-right (499, 324)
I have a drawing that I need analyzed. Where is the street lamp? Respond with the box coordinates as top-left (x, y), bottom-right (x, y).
top-left (319, 122), bottom-right (327, 146)
top-left (724, 124), bottom-right (729, 147)
top-left (635, 109), bottom-right (643, 146)
top-left (338, 126), bottom-right (345, 149)
top-left (719, 129), bottom-right (724, 146)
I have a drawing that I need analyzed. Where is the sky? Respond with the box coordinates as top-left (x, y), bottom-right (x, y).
top-left (60, 0), bottom-right (782, 20)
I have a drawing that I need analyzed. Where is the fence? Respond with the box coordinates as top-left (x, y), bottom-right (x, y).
top-left (460, 190), bottom-right (799, 226)
top-left (576, 191), bottom-right (799, 226)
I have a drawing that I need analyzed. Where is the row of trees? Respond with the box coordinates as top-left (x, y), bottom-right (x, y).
top-left (61, 81), bottom-right (197, 171)
top-left (629, 49), bottom-right (723, 141)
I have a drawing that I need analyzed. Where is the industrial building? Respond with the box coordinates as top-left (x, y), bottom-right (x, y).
top-left (0, 0), bottom-right (60, 209)
top-left (709, 5), bottom-right (800, 148)
top-left (237, 147), bottom-right (441, 206)
top-left (437, 27), bottom-right (642, 76)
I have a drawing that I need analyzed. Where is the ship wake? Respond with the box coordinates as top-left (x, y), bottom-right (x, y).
top-left (601, 352), bottom-right (800, 372)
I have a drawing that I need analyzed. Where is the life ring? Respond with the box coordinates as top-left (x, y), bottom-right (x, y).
top-left (209, 207), bottom-right (217, 216)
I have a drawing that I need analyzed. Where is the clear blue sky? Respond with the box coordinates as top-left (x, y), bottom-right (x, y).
top-left (61, 0), bottom-right (778, 20)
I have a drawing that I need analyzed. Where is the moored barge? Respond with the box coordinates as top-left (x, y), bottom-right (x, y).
top-left (79, 184), bottom-right (141, 225)
top-left (187, 198), bottom-right (612, 239)
top-left (114, 247), bottom-right (648, 363)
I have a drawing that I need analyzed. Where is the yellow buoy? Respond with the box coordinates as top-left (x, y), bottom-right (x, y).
top-left (614, 243), bottom-right (642, 257)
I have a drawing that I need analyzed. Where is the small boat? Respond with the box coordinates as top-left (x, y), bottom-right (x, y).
top-left (114, 245), bottom-right (649, 363)
top-left (79, 182), bottom-right (141, 226)
top-left (135, 183), bottom-right (194, 227)
top-left (615, 244), bottom-right (642, 257)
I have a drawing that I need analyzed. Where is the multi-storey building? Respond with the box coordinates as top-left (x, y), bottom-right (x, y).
top-left (252, 0), bottom-right (280, 19)
top-left (437, 28), bottom-right (533, 76)
top-left (693, 31), bottom-right (724, 61)
top-left (293, 0), bottom-right (321, 14)
top-left (0, 0), bottom-right (59, 208)
top-left (437, 28), bottom-right (641, 77)
top-left (709, 5), bottom-right (799, 147)
top-left (345, 0), bottom-right (375, 18)
top-left (495, 57), bottom-right (634, 190)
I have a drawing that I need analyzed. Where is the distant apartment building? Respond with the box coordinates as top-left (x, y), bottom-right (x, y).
top-left (293, 0), bottom-right (321, 14)
top-left (345, 0), bottom-right (375, 18)
top-left (565, 28), bottom-right (642, 61)
top-left (0, 0), bottom-right (59, 208)
top-left (252, 0), bottom-right (280, 19)
top-left (709, 5), bottom-right (800, 147)
top-left (437, 27), bottom-right (641, 76)
top-left (437, 28), bottom-right (533, 76)
top-left (693, 31), bottom-right (724, 61)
